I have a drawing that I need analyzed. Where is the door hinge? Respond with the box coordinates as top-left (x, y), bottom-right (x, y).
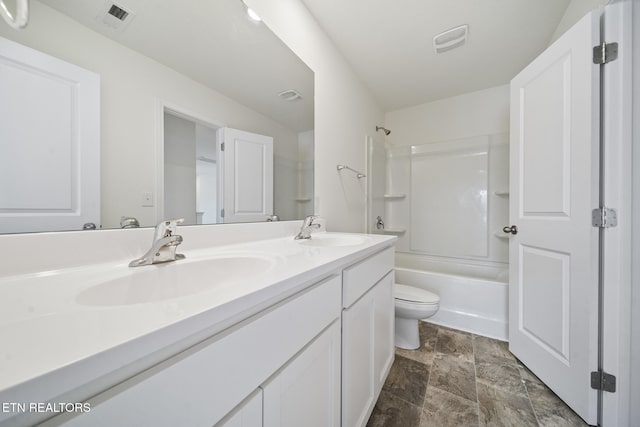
top-left (220, 208), bottom-right (225, 218)
top-left (592, 207), bottom-right (617, 228)
top-left (221, 142), bottom-right (225, 151)
top-left (593, 42), bottom-right (618, 64)
top-left (591, 371), bottom-right (616, 392)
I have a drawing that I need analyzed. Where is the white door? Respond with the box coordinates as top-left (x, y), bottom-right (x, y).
top-left (217, 127), bottom-right (273, 223)
top-left (0, 36), bottom-right (100, 233)
top-left (508, 12), bottom-right (599, 424)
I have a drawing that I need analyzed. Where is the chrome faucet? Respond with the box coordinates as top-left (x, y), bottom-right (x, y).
top-left (294, 215), bottom-right (321, 240)
top-left (129, 218), bottom-right (186, 267)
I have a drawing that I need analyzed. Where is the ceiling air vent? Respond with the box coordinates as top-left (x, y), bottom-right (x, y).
top-left (108, 4), bottom-right (129, 21)
top-left (278, 89), bottom-right (302, 102)
top-left (97, 2), bottom-right (135, 32)
top-left (433, 25), bottom-right (468, 54)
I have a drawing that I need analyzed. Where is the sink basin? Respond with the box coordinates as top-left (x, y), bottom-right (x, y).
top-left (76, 254), bottom-right (276, 306)
top-left (297, 234), bottom-right (369, 247)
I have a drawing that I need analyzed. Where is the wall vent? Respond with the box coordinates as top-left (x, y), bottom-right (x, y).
top-left (433, 25), bottom-right (468, 54)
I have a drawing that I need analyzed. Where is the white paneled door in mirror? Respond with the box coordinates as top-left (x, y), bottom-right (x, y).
top-left (508, 11), bottom-right (599, 425)
top-left (0, 37), bottom-right (100, 233)
top-left (218, 128), bottom-right (274, 223)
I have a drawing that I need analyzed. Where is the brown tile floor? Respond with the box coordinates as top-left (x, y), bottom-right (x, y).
top-left (367, 322), bottom-right (591, 427)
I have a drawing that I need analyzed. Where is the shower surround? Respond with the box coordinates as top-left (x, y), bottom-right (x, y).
top-left (381, 85), bottom-right (511, 339)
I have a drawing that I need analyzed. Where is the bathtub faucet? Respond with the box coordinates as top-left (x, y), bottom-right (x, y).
top-left (129, 218), bottom-right (186, 267)
top-left (295, 215), bottom-right (321, 240)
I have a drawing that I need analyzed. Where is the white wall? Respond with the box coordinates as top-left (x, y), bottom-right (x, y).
top-left (550, 0), bottom-right (608, 43)
top-left (195, 123), bottom-right (217, 225)
top-left (164, 114), bottom-right (197, 224)
top-left (247, 0), bottom-right (384, 232)
top-left (385, 85), bottom-right (510, 145)
top-left (297, 130), bottom-right (315, 219)
top-left (274, 142), bottom-right (299, 221)
top-left (0, 1), bottom-right (299, 229)
top-left (196, 125), bottom-right (217, 162)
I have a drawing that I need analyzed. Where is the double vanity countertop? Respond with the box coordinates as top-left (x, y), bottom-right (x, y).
top-left (0, 227), bottom-right (395, 423)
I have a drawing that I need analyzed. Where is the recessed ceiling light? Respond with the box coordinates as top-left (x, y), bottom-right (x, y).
top-left (246, 7), bottom-right (261, 22)
top-left (240, 0), bottom-right (261, 22)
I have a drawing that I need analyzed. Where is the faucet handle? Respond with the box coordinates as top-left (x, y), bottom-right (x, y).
top-left (303, 215), bottom-right (318, 226)
top-left (154, 218), bottom-right (184, 240)
top-left (120, 216), bottom-right (140, 229)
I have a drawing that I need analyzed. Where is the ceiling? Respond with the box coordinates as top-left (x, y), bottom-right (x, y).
top-left (301, 0), bottom-right (571, 112)
top-left (38, 0), bottom-right (314, 132)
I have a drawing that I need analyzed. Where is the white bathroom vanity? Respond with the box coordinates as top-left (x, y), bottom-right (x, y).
top-left (0, 222), bottom-right (395, 427)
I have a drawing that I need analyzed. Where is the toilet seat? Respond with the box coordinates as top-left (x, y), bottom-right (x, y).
top-left (394, 284), bottom-right (439, 305)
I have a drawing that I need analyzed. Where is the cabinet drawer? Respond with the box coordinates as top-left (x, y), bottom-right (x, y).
top-left (46, 275), bottom-right (342, 427)
top-left (342, 246), bottom-right (394, 308)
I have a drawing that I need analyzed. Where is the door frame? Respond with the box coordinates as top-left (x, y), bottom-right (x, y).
top-left (601, 0), bottom-right (634, 425)
top-left (630, 0), bottom-right (640, 423)
top-left (154, 100), bottom-right (225, 224)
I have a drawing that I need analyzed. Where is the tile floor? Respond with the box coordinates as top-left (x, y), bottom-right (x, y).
top-left (367, 322), bottom-right (591, 427)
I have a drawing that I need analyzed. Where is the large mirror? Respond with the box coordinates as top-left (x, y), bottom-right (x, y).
top-left (0, 0), bottom-right (314, 234)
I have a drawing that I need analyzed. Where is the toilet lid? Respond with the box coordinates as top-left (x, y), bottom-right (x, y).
top-left (394, 284), bottom-right (440, 304)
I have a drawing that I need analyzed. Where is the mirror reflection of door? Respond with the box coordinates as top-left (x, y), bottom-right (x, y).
top-left (0, 36), bottom-right (100, 234)
top-left (163, 110), bottom-right (276, 225)
top-left (163, 111), bottom-right (219, 225)
top-left (217, 127), bottom-right (274, 224)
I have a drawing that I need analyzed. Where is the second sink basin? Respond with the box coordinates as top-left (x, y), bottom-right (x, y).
top-left (77, 254), bottom-right (276, 306)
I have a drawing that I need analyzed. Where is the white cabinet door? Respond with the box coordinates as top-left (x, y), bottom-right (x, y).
top-left (262, 320), bottom-right (341, 427)
top-left (508, 11), bottom-right (599, 424)
top-left (342, 272), bottom-right (394, 427)
top-left (0, 36), bottom-right (100, 233)
top-left (373, 272), bottom-right (395, 391)
top-left (217, 389), bottom-right (262, 427)
top-left (217, 127), bottom-right (273, 223)
top-left (342, 287), bottom-right (375, 427)
top-left (43, 277), bottom-right (341, 427)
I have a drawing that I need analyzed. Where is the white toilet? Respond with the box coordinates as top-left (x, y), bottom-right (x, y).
top-left (394, 284), bottom-right (440, 350)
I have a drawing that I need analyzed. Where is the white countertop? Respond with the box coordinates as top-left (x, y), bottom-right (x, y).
top-left (0, 231), bottom-right (394, 424)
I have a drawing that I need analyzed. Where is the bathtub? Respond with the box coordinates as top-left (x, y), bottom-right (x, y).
top-left (394, 253), bottom-right (508, 341)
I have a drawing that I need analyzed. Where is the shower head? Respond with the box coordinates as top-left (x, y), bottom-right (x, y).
top-left (376, 126), bottom-right (391, 136)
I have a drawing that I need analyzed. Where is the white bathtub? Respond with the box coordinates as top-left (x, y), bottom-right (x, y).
top-left (395, 253), bottom-right (508, 341)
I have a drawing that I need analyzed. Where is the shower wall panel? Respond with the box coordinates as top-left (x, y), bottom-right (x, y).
top-left (386, 133), bottom-right (508, 265)
top-left (410, 136), bottom-right (489, 258)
